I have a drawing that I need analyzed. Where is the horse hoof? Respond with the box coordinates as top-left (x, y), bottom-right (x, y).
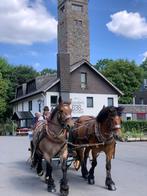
top-left (45, 176), bottom-right (49, 183)
top-left (106, 184), bottom-right (116, 191)
top-left (82, 174), bottom-right (88, 179)
top-left (88, 178), bottom-right (95, 185)
top-left (60, 184), bottom-right (69, 196)
top-left (38, 170), bottom-right (44, 176)
top-left (48, 186), bottom-right (56, 193)
top-left (60, 189), bottom-right (69, 196)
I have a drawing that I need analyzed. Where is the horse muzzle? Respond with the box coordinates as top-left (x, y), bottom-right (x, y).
top-left (112, 124), bottom-right (121, 135)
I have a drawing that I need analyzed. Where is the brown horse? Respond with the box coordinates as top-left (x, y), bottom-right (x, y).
top-left (72, 106), bottom-right (124, 191)
top-left (32, 96), bottom-right (74, 196)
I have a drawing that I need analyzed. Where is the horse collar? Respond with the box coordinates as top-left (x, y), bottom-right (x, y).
top-left (95, 123), bottom-right (113, 144)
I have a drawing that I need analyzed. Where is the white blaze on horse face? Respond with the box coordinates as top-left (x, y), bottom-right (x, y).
top-left (113, 116), bottom-right (121, 134)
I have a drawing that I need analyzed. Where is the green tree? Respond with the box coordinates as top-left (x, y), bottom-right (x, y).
top-left (95, 59), bottom-right (143, 104)
top-left (11, 65), bottom-right (39, 86)
top-left (40, 68), bottom-right (56, 75)
top-left (0, 73), bottom-right (9, 121)
top-left (95, 59), bottom-right (113, 72)
top-left (0, 57), bottom-right (39, 121)
top-left (140, 58), bottom-right (147, 78)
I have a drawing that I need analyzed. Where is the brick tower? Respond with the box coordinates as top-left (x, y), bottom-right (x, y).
top-left (57, 0), bottom-right (90, 101)
top-left (58, 0), bottom-right (90, 65)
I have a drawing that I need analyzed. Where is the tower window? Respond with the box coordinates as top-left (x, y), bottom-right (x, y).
top-left (74, 20), bottom-right (82, 26)
top-left (60, 5), bottom-right (65, 12)
top-left (72, 4), bottom-right (83, 12)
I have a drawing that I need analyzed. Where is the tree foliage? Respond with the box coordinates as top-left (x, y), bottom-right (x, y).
top-left (140, 58), bottom-right (147, 78)
top-left (0, 72), bottom-right (9, 121)
top-left (40, 68), bottom-right (56, 75)
top-left (95, 59), bottom-right (143, 104)
top-left (0, 57), bottom-right (57, 122)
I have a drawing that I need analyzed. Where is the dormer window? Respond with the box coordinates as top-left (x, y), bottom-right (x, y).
top-left (26, 79), bottom-right (36, 94)
top-left (16, 86), bottom-right (23, 98)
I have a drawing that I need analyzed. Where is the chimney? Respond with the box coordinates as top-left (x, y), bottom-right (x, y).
top-left (57, 53), bottom-right (71, 101)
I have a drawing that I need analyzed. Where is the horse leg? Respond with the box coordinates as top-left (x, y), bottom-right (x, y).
top-left (36, 154), bottom-right (44, 176)
top-left (81, 148), bottom-right (90, 179)
top-left (88, 149), bottom-right (97, 185)
top-left (46, 161), bottom-right (56, 192)
top-left (60, 157), bottom-right (69, 196)
top-left (105, 156), bottom-right (116, 191)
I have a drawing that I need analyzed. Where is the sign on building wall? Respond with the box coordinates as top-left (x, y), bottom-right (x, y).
top-left (72, 97), bottom-right (84, 115)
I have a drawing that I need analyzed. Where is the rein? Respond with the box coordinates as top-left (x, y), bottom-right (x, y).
top-left (67, 141), bottom-right (105, 149)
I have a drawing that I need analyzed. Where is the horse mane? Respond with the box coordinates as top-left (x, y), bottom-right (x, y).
top-left (96, 106), bottom-right (124, 123)
top-left (50, 106), bottom-right (59, 120)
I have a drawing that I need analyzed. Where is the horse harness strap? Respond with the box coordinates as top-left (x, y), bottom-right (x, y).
top-left (46, 126), bottom-right (66, 143)
top-left (95, 122), bottom-right (114, 145)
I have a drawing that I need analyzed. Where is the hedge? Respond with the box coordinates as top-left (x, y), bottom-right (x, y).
top-left (122, 120), bottom-right (147, 133)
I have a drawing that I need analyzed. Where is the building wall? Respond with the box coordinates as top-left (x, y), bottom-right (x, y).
top-left (13, 91), bottom-right (118, 118)
top-left (119, 104), bottom-right (147, 121)
top-left (70, 93), bottom-right (118, 117)
top-left (13, 94), bottom-right (45, 116)
top-left (71, 64), bottom-right (118, 94)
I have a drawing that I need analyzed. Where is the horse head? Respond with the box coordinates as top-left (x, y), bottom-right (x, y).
top-left (96, 106), bottom-right (124, 137)
top-left (56, 96), bottom-right (74, 131)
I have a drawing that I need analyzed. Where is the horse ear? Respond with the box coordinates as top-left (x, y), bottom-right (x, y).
top-left (58, 96), bottom-right (63, 104)
top-left (102, 105), bottom-right (105, 109)
top-left (117, 106), bottom-right (124, 115)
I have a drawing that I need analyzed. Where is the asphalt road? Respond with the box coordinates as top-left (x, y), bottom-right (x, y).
top-left (0, 136), bottom-right (147, 196)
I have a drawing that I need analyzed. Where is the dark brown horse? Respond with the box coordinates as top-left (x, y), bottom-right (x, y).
top-left (32, 97), bottom-right (74, 196)
top-left (72, 106), bottom-right (124, 191)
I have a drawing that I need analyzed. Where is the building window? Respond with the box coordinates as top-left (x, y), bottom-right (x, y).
top-left (16, 86), bottom-right (23, 98)
top-left (28, 101), bottom-right (32, 111)
top-left (126, 113), bottom-right (132, 121)
top-left (51, 96), bottom-right (58, 108)
top-left (37, 99), bottom-right (43, 112)
top-left (87, 97), bottom-right (93, 108)
top-left (26, 80), bottom-right (36, 94)
top-left (108, 97), bottom-right (114, 106)
top-left (140, 98), bottom-right (144, 104)
top-left (144, 79), bottom-right (147, 89)
top-left (72, 4), bottom-right (83, 12)
top-left (38, 103), bottom-right (41, 112)
top-left (81, 72), bottom-right (87, 89)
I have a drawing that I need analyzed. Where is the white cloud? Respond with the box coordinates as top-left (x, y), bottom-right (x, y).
top-left (142, 51), bottom-right (147, 61)
top-left (106, 10), bottom-right (147, 39)
top-left (0, 0), bottom-right (57, 45)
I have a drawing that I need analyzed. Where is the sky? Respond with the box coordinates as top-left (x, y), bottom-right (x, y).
top-left (0, 0), bottom-right (147, 71)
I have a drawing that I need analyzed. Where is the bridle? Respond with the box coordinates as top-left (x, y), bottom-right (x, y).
top-left (95, 115), bottom-right (121, 143)
top-left (57, 110), bottom-right (72, 131)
